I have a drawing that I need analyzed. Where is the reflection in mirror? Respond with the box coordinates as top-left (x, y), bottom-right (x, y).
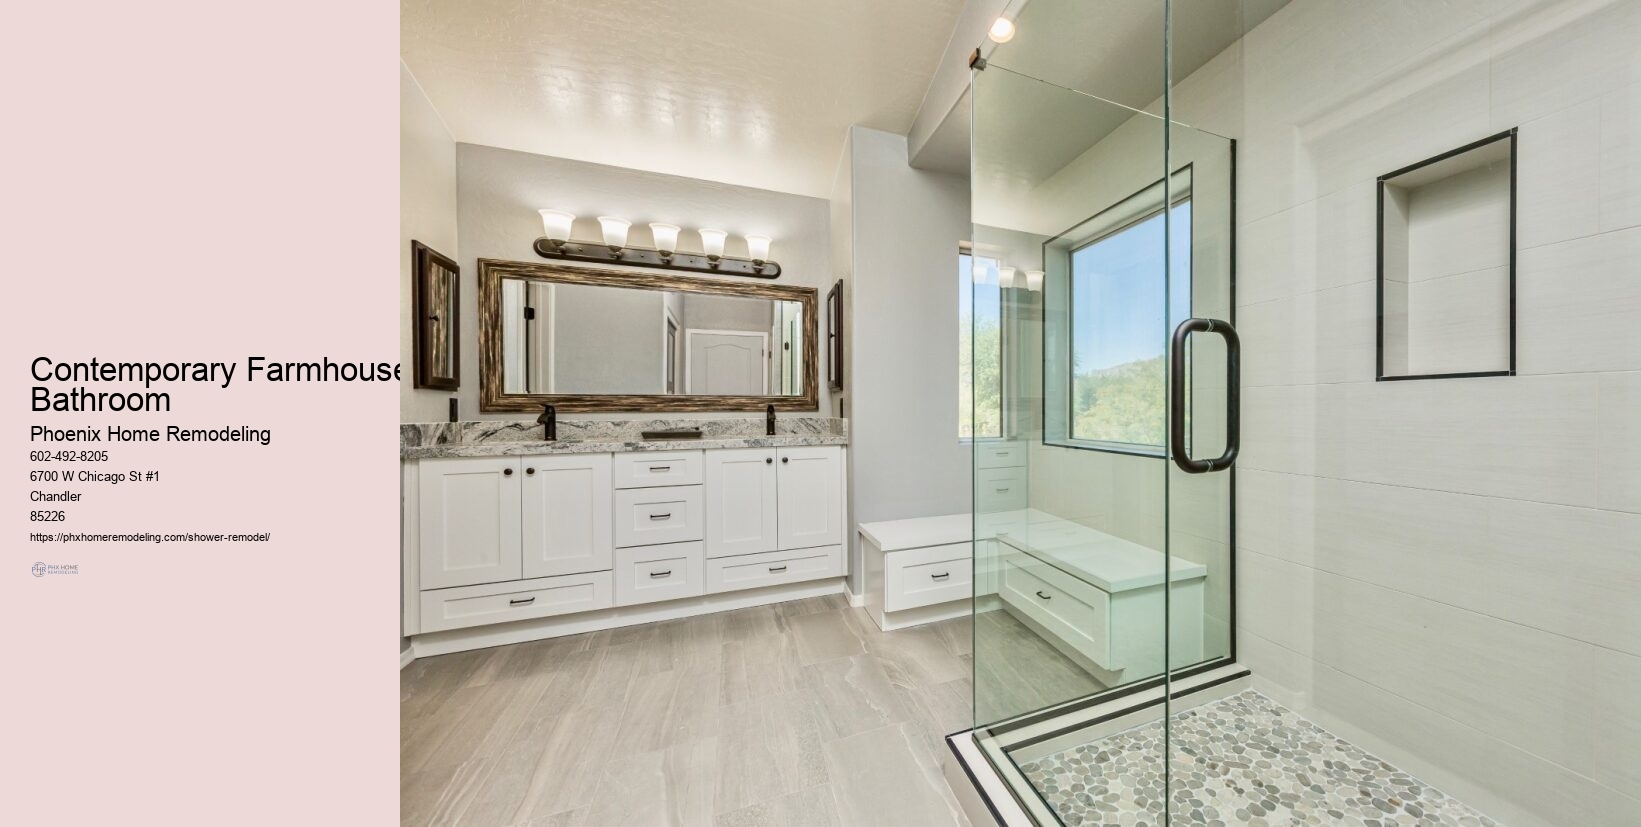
top-left (498, 277), bottom-right (805, 397)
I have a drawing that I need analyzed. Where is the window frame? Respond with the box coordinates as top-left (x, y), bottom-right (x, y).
top-left (1042, 166), bottom-right (1194, 457)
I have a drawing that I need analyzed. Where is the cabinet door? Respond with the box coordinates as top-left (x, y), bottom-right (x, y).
top-left (775, 446), bottom-right (843, 550)
top-left (704, 448), bottom-right (777, 558)
top-left (418, 457), bottom-right (522, 589)
top-left (522, 454), bottom-right (613, 579)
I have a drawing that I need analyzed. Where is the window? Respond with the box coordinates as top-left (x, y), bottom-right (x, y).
top-left (960, 253), bottom-right (1003, 440)
top-left (1065, 200), bottom-right (1191, 451)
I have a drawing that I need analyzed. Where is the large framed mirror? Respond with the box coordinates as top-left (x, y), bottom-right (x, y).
top-left (478, 258), bottom-right (818, 412)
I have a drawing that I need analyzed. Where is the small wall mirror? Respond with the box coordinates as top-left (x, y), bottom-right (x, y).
top-left (412, 241), bottom-right (460, 390)
top-left (479, 259), bottom-right (817, 412)
top-left (1378, 129), bottom-right (1516, 380)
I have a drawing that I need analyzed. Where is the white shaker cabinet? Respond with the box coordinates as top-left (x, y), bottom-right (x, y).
top-left (704, 448), bottom-right (779, 558)
top-left (521, 453), bottom-right (613, 579)
top-left (418, 456), bottom-right (523, 589)
top-left (775, 446), bottom-right (844, 551)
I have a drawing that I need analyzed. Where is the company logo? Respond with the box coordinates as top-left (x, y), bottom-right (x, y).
top-left (31, 562), bottom-right (77, 577)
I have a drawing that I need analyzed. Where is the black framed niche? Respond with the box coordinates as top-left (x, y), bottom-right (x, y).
top-left (412, 241), bottom-right (460, 390)
top-left (1376, 129), bottom-right (1516, 381)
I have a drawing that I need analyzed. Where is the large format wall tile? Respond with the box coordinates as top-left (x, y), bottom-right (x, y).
top-left (1516, 99), bottom-right (1602, 249)
top-left (1516, 227), bottom-right (1641, 375)
top-left (1598, 371), bottom-right (1641, 513)
top-left (1600, 81), bottom-right (1641, 232)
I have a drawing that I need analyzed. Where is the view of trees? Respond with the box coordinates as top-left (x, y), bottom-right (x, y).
top-left (959, 313), bottom-right (1002, 439)
top-left (1070, 354), bottom-right (1165, 446)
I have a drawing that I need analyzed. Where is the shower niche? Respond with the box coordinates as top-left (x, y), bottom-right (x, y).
top-left (1377, 129), bottom-right (1516, 380)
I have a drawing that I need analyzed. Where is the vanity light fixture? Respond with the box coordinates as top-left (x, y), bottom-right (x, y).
top-left (530, 210), bottom-right (782, 278)
top-left (1025, 269), bottom-right (1044, 292)
top-left (597, 216), bottom-right (631, 251)
top-left (988, 17), bottom-right (1016, 43)
top-left (698, 228), bottom-right (728, 262)
top-left (649, 223), bottom-right (680, 260)
top-left (538, 209), bottom-right (575, 251)
top-left (999, 266), bottom-right (1017, 289)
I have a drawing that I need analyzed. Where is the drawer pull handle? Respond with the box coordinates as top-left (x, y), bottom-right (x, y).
top-left (650, 466), bottom-right (671, 472)
top-left (1035, 590), bottom-right (1052, 601)
top-left (931, 572), bottom-right (950, 581)
top-left (650, 569), bottom-right (672, 578)
top-left (509, 596), bottom-right (536, 606)
top-left (650, 512), bottom-right (671, 520)
top-left (768, 565), bottom-right (787, 573)
top-left (996, 487), bottom-right (1009, 493)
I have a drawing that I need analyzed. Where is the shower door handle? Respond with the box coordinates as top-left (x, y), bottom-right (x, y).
top-left (1169, 317), bottom-right (1240, 475)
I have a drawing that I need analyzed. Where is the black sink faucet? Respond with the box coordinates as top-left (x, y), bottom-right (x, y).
top-left (766, 404), bottom-right (776, 436)
top-left (537, 403), bottom-right (557, 440)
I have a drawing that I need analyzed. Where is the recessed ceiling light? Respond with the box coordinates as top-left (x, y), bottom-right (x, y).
top-left (988, 17), bottom-right (1016, 43)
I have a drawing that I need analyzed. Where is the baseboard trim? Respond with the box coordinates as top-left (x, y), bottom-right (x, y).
top-left (847, 590), bottom-right (865, 608)
top-left (399, 645), bottom-right (415, 670)
top-left (410, 577), bottom-right (848, 658)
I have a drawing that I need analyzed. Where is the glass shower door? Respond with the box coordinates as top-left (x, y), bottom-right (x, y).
top-left (966, 1), bottom-right (1238, 821)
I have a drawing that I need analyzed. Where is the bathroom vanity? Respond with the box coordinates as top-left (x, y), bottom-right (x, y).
top-left (401, 421), bottom-right (847, 656)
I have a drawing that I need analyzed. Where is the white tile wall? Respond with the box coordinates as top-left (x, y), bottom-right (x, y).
top-left (1211, 0), bottom-right (1641, 821)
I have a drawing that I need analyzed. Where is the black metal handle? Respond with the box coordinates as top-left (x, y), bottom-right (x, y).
top-left (932, 572), bottom-right (950, 581)
top-left (526, 467), bottom-right (535, 475)
top-left (766, 457), bottom-right (773, 464)
top-left (650, 466), bottom-right (671, 472)
top-left (1169, 317), bottom-right (1240, 475)
top-left (649, 513), bottom-right (671, 520)
top-left (768, 565), bottom-right (787, 573)
top-left (503, 468), bottom-right (514, 476)
top-left (781, 457), bottom-right (789, 464)
top-left (650, 569), bottom-right (671, 578)
top-left (509, 596), bottom-right (535, 606)
top-left (1035, 590), bottom-right (1052, 600)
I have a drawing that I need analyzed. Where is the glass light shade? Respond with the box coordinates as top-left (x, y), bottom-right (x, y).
top-left (649, 223), bottom-right (680, 254)
top-left (999, 266), bottom-right (1017, 289)
top-left (698, 228), bottom-right (727, 259)
top-left (539, 209), bottom-right (575, 240)
top-left (745, 234), bottom-right (772, 262)
top-left (988, 17), bottom-right (1016, 43)
top-left (597, 216), bottom-right (631, 249)
top-left (1025, 270), bottom-right (1045, 291)
top-left (972, 262), bottom-right (989, 283)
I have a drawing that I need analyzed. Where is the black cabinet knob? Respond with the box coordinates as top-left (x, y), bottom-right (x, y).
top-left (503, 468), bottom-right (514, 476)
top-left (766, 457), bottom-right (773, 464)
top-left (526, 467), bottom-right (535, 475)
top-left (782, 457), bottom-right (789, 464)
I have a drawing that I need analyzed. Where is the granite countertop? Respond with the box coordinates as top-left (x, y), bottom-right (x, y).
top-left (400, 417), bottom-right (848, 460)
top-left (401, 432), bottom-right (847, 459)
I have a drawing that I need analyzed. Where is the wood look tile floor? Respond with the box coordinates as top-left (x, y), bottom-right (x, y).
top-left (403, 595), bottom-right (1020, 827)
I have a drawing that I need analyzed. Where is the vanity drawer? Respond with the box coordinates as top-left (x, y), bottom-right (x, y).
top-left (706, 545), bottom-right (843, 594)
top-left (976, 441), bottom-right (1027, 469)
top-left (999, 553), bottom-right (1110, 668)
top-left (419, 571), bottom-right (612, 633)
top-left (883, 542), bottom-right (972, 612)
top-left (613, 485), bottom-right (703, 548)
top-left (977, 466), bottom-right (1028, 511)
top-left (614, 542), bottom-right (705, 607)
top-left (613, 451), bottom-right (704, 489)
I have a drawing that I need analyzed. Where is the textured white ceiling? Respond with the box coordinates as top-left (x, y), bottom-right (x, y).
top-left (402, 0), bottom-right (967, 198)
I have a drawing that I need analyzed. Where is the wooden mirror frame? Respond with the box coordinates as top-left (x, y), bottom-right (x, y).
top-left (478, 258), bottom-right (819, 413)
top-left (412, 241), bottom-right (460, 391)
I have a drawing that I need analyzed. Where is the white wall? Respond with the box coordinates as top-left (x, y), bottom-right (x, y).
top-left (400, 63), bottom-right (458, 423)
top-left (843, 126), bottom-right (972, 594)
top-left (452, 143), bottom-right (833, 421)
top-left (1174, 2), bottom-right (1641, 824)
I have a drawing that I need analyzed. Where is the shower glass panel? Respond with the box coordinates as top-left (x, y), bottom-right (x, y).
top-left (967, 0), bottom-right (1238, 822)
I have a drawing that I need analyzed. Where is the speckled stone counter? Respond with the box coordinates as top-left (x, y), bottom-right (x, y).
top-left (400, 417), bottom-right (847, 460)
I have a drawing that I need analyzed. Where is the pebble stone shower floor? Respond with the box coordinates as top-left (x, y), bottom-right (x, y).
top-left (1018, 690), bottom-right (1498, 827)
